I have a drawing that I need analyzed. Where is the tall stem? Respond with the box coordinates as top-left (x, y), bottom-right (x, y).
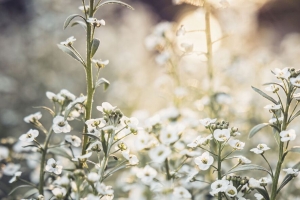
top-left (217, 142), bottom-right (222, 200)
top-left (38, 129), bottom-right (53, 195)
top-left (81, 0), bottom-right (95, 157)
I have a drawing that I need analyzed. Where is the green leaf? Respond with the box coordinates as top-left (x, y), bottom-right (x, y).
top-left (252, 86), bottom-right (278, 104)
top-left (91, 38), bottom-right (100, 57)
top-left (255, 187), bottom-right (270, 200)
top-left (83, 133), bottom-right (101, 141)
top-left (97, 0), bottom-right (134, 10)
top-left (48, 147), bottom-right (72, 160)
top-left (289, 146), bottom-right (300, 153)
top-left (71, 20), bottom-right (87, 31)
top-left (226, 164), bottom-right (272, 176)
top-left (33, 106), bottom-right (55, 116)
top-left (248, 123), bottom-right (269, 138)
top-left (24, 188), bottom-right (38, 198)
top-left (288, 110), bottom-right (300, 123)
top-left (101, 131), bottom-right (107, 155)
top-left (57, 44), bottom-right (84, 65)
top-left (96, 78), bottom-right (110, 91)
top-left (64, 14), bottom-right (85, 29)
top-left (271, 125), bottom-right (280, 146)
top-left (9, 185), bottom-right (34, 196)
top-left (277, 162), bottom-right (300, 193)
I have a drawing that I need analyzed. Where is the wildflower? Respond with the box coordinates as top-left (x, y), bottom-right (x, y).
top-left (53, 176), bottom-right (70, 187)
top-left (250, 144), bottom-right (270, 154)
top-left (181, 42), bottom-right (193, 52)
top-left (72, 152), bottom-right (92, 162)
top-left (65, 135), bottom-right (81, 147)
top-left (122, 149), bottom-right (139, 165)
top-left (273, 68), bottom-right (291, 79)
top-left (176, 25), bottom-right (186, 36)
top-left (293, 93), bottom-right (300, 101)
top-left (85, 118), bottom-right (106, 135)
top-left (254, 193), bottom-right (264, 200)
top-left (87, 172), bottom-right (100, 183)
top-left (159, 125), bottom-right (180, 145)
top-left (87, 141), bottom-right (102, 152)
top-left (225, 185), bottom-right (237, 197)
top-left (180, 149), bottom-right (201, 157)
top-left (210, 180), bottom-right (229, 195)
top-left (258, 177), bottom-right (271, 186)
top-left (214, 129), bottom-right (230, 142)
top-left (52, 116), bottom-right (71, 133)
top-left (228, 139), bottom-right (245, 150)
top-left (60, 36), bottom-right (76, 46)
top-left (280, 129), bottom-right (296, 142)
top-left (173, 186), bottom-right (192, 199)
top-left (19, 129), bottom-right (39, 143)
top-left (92, 59), bottom-right (109, 68)
top-left (24, 112), bottom-right (42, 123)
top-left (78, 5), bottom-right (89, 12)
top-left (283, 168), bottom-right (299, 176)
top-left (97, 102), bottom-right (116, 114)
top-left (96, 183), bottom-right (114, 196)
top-left (232, 156), bottom-right (251, 164)
top-left (155, 51), bottom-right (170, 65)
top-left (59, 89), bottom-right (76, 101)
top-left (52, 188), bottom-right (67, 199)
top-left (0, 146), bottom-right (9, 161)
top-left (265, 84), bottom-right (279, 93)
top-left (136, 165), bottom-right (157, 184)
top-left (290, 75), bottom-right (300, 87)
top-left (199, 118), bottom-right (217, 127)
top-left (135, 131), bottom-right (155, 150)
top-left (264, 104), bottom-right (281, 110)
top-left (87, 18), bottom-right (105, 27)
top-left (123, 117), bottom-right (140, 134)
top-left (83, 194), bottom-right (99, 200)
top-left (194, 152), bottom-right (214, 170)
top-left (9, 171), bottom-right (22, 183)
top-left (45, 158), bottom-right (63, 175)
top-left (3, 163), bottom-right (21, 176)
top-left (149, 145), bottom-right (171, 163)
top-left (46, 91), bottom-right (64, 102)
top-left (269, 116), bottom-right (283, 124)
top-left (249, 178), bottom-right (262, 189)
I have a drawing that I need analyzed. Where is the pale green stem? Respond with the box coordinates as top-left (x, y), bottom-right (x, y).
top-left (165, 158), bottom-right (171, 180)
top-left (217, 142), bottom-right (222, 200)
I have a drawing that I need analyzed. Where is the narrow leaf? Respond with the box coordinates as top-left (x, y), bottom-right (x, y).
top-left (226, 164), bottom-right (271, 176)
top-left (57, 44), bottom-right (84, 65)
top-left (96, 78), bottom-right (110, 91)
top-left (251, 86), bottom-right (278, 104)
top-left (24, 188), bottom-right (38, 198)
top-left (97, 0), bottom-right (134, 10)
top-left (101, 131), bottom-right (107, 155)
top-left (91, 38), bottom-right (100, 57)
top-left (71, 20), bottom-right (87, 31)
top-left (248, 123), bottom-right (269, 138)
top-left (64, 14), bottom-right (84, 29)
top-left (289, 146), bottom-right (300, 153)
top-left (255, 187), bottom-right (270, 200)
top-left (288, 110), bottom-right (300, 123)
top-left (9, 185), bottom-right (34, 196)
top-left (277, 161), bottom-right (300, 193)
top-left (48, 147), bottom-right (72, 160)
top-left (33, 106), bottom-right (55, 116)
top-left (83, 133), bottom-right (101, 141)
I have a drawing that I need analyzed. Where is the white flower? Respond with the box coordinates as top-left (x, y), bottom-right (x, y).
top-left (45, 158), bottom-right (63, 175)
top-left (87, 141), bottom-right (103, 152)
top-left (214, 129), bottom-right (230, 142)
top-left (159, 125), bottom-right (180, 145)
top-left (250, 144), bottom-right (270, 154)
top-left (65, 135), bottom-right (81, 147)
top-left (228, 139), bottom-right (245, 150)
top-left (225, 185), bottom-right (237, 197)
top-left (53, 176), bottom-right (70, 187)
top-left (87, 172), bottom-right (100, 182)
top-left (135, 131), bottom-right (155, 150)
top-left (280, 129), bottom-right (296, 142)
top-left (72, 152), bottom-right (92, 162)
top-left (85, 118), bottom-right (106, 135)
top-left (92, 59), bottom-right (109, 67)
top-left (78, 5), bottom-right (89, 11)
top-left (180, 149), bottom-right (201, 157)
top-left (199, 118), bottom-right (217, 127)
top-left (273, 68), bottom-right (291, 79)
top-left (258, 177), bottom-right (271, 185)
top-left (52, 116), bottom-right (71, 133)
top-left (9, 171), bottom-right (22, 183)
top-left (96, 183), bottom-right (114, 196)
top-left (290, 75), bottom-right (300, 87)
top-left (83, 194), bottom-right (98, 200)
top-left (97, 102), bottom-right (116, 114)
top-left (181, 42), bottom-right (193, 52)
top-left (254, 193), bottom-right (264, 200)
top-left (122, 149), bottom-right (139, 165)
top-left (155, 51), bottom-right (170, 65)
top-left (283, 168), bottom-right (299, 176)
top-left (265, 84), bottom-right (279, 93)
top-left (249, 178), bottom-right (262, 188)
top-left (60, 36), bottom-right (76, 46)
top-left (122, 117), bottom-right (140, 134)
top-left (293, 93), bottom-right (300, 101)
top-left (264, 104), bottom-right (281, 110)
top-left (52, 188), bottom-right (67, 198)
top-left (59, 89), bottom-right (76, 101)
top-left (194, 152), bottom-right (214, 170)
top-left (232, 156), bottom-right (251, 164)
top-left (176, 25), bottom-right (186, 36)
top-left (136, 165), bottom-right (157, 184)
top-left (0, 146), bottom-right (9, 161)
top-left (19, 129), bottom-right (39, 143)
top-left (269, 116), bottom-right (283, 124)
top-left (210, 180), bottom-right (229, 195)
top-left (3, 163), bottom-right (21, 176)
top-left (87, 18), bottom-right (105, 27)
top-left (149, 145), bottom-right (171, 163)
top-left (173, 186), bottom-right (192, 199)
top-left (24, 112), bottom-right (42, 123)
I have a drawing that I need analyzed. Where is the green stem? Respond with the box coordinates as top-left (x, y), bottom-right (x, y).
top-left (165, 158), bottom-right (171, 180)
top-left (261, 154), bottom-right (274, 177)
top-left (217, 142), bottom-right (222, 200)
top-left (38, 128), bottom-right (53, 195)
top-left (81, 0), bottom-right (95, 160)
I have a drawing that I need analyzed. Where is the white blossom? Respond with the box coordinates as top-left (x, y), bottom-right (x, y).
top-left (87, 172), bottom-right (100, 182)
top-left (232, 156), bottom-right (251, 164)
top-left (250, 144), bottom-right (270, 154)
top-left (173, 186), bottom-right (192, 199)
top-left (283, 168), bottom-right (299, 176)
top-left (265, 84), bottom-right (279, 93)
top-left (97, 102), bottom-right (116, 114)
top-left (92, 59), bottom-right (109, 68)
top-left (149, 145), bottom-right (171, 163)
top-left (45, 158), bottom-right (63, 175)
top-left (136, 165), bottom-right (157, 185)
top-left (210, 180), bottom-right (229, 195)
top-left (269, 116), bottom-right (283, 125)
top-left (214, 129), bottom-right (230, 142)
top-left (87, 18), bottom-right (105, 27)
top-left (254, 193), bottom-right (264, 200)
top-left (280, 129), bottom-right (296, 142)
top-left (159, 125), bottom-right (180, 145)
top-left (9, 171), bottom-right (22, 183)
top-left (65, 135), bottom-right (81, 147)
top-left (181, 42), bottom-right (193, 52)
top-left (194, 152), bottom-right (214, 170)
top-left (59, 89), bottom-right (76, 101)
top-left (0, 146), bottom-right (9, 161)
top-left (264, 104), bottom-right (281, 110)
top-left (52, 188), bottom-right (67, 198)
top-left (199, 118), bottom-right (217, 127)
top-left (273, 68), bottom-right (291, 79)
top-left (52, 116), bottom-right (71, 133)
top-left (19, 129), bottom-right (39, 143)
top-left (225, 184), bottom-right (237, 197)
top-left (3, 163), bottom-right (21, 176)
top-left (72, 152), bottom-right (92, 162)
top-left (122, 149), bottom-right (139, 165)
top-left (24, 112), bottom-right (42, 123)
top-left (60, 36), bottom-right (76, 46)
top-left (228, 139), bottom-right (245, 150)
top-left (290, 75), bottom-right (300, 87)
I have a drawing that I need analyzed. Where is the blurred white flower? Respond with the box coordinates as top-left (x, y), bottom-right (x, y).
top-left (232, 155), bottom-right (251, 164)
top-left (181, 42), bottom-right (194, 52)
top-left (180, 149), bottom-right (201, 157)
top-left (258, 177), bottom-right (271, 186)
top-left (273, 68), bottom-right (291, 79)
top-left (60, 36), bottom-right (76, 46)
top-left (254, 193), bottom-right (264, 200)
top-left (265, 84), bottom-right (279, 93)
top-left (52, 188), bottom-right (67, 198)
top-left (210, 180), bottom-right (229, 195)
top-left (199, 118), bottom-right (216, 127)
top-left (155, 51), bottom-right (170, 65)
top-left (122, 149), bottom-right (139, 165)
top-left (53, 116), bottom-right (71, 133)
top-left (96, 183), bottom-right (114, 196)
top-left (3, 163), bottom-right (20, 176)
top-left (187, 135), bottom-right (212, 148)
top-left (135, 131), bottom-right (155, 150)
top-left (24, 112), bottom-right (42, 123)
top-left (269, 116), bottom-right (283, 124)
top-left (173, 186), bottom-right (192, 199)
top-left (60, 89), bottom-right (76, 101)
top-left (9, 171), bottom-right (22, 183)
top-left (87, 172), bottom-right (100, 182)
top-left (149, 145), bottom-right (171, 163)
top-left (19, 129), bottom-right (39, 143)
top-left (176, 25), bottom-right (185, 36)
top-left (228, 139), bottom-right (245, 150)
top-left (194, 152), bottom-right (214, 170)
top-left (54, 176), bottom-right (70, 187)
top-left (65, 135), bottom-right (81, 147)
top-left (87, 18), bottom-right (105, 27)
top-left (92, 59), bottom-right (109, 68)
top-left (0, 146), bottom-right (9, 161)
top-left (136, 165), bottom-right (157, 185)
top-left (159, 125), bottom-right (180, 145)
top-left (290, 75), bottom-right (300, 87)
top-left (85, 118), bottom-right (106, 135)
top-left (45, 158), bottom-right (63, 175)
top-left (83, 194), bottom-right (99, 200)
top-left (78, 5), bottom-right (89, 12)
top-left (97, 102), bottom-right (116, 114)
top-left (214, 129), bottom-right (230, 142)
top-left (72, 152), bottom-right (92, 162)
top-left (264, 104), bottom-right (281, 110)
top-left (87, 141), bottom-right (102, 152)
top-left (46, 91), bottom-right (64, 102)
top-left (283, 168), bottom-right (299, 176)
top-left (249, 178), bottom-right (262, 188)
top-left (280, 129), bottom-right (296, 142)
top-left (250, 144), bottom-right (270, 154)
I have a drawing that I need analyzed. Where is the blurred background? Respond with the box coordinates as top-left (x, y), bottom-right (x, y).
top-left (1, 0), bottom-right (300, 198)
